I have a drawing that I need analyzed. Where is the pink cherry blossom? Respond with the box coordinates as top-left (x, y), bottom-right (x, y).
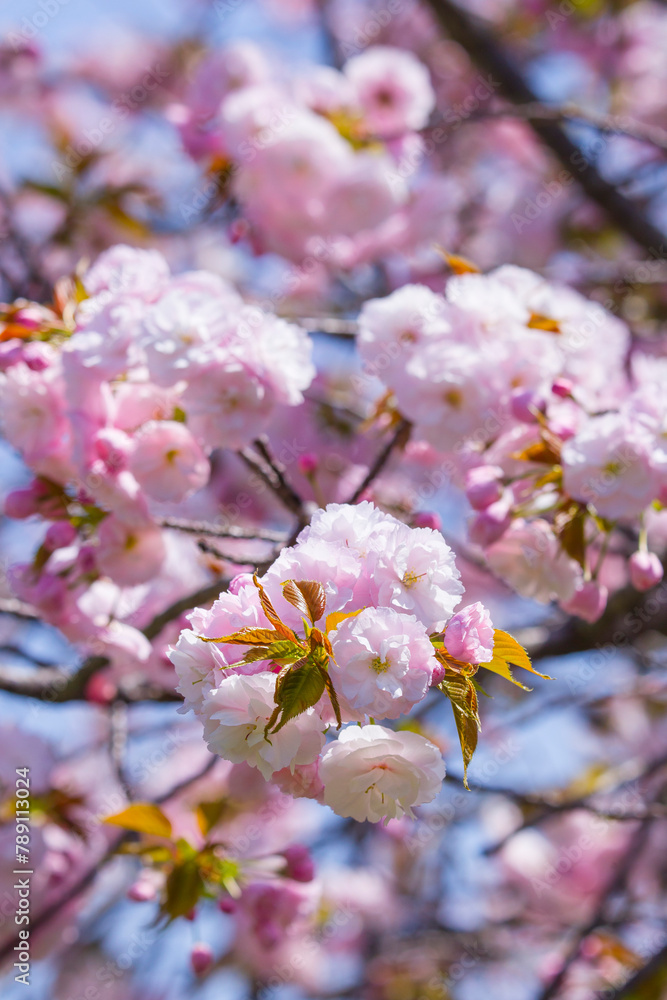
top-left (562, 412), bottom-right (658, 520)
top-left (443, 603), bottom-right (495, 664)
top-left (203, 672), bottom-right (325, 780)
top-left (344, 46), bottom-right (435, 138)
top-left (486, 518), bottom-right (583, 604)
top-left (96, 514), bottom-right (166, 586)
top-left (319, 724), bottom-right (445, 823)
top-left (129, 420), bottom-right (209, 502)
top-left (329, 606), bottom-right (437, 719)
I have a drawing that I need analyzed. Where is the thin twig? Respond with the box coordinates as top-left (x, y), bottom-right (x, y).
top-left (347, 418), bottom-right (412, 504)
top-left (535, 816), bottom-right (658, 1000)
top-left (0, 753), bottom-right (218, 965)
top-left (472, 102), bottom-right (667, 154)
top-left (423, 0), bottom-right (667, 255)
top-left (156, 516), bottom-right (285, 543)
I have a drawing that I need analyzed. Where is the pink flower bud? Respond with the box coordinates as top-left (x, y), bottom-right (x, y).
top-left (127, 879), bottom-right (157, 902)
top-left (4, 488), bottom-right (39, 519)
top-left (469, 497), bottom-right (512, 547)
top-left (629, 551), bottom-right (663, 592)
top-left (75, 545), bottom-right (97, 575)
top-left (282, 844), bottom-right (315, 883)
top-left (44, 521), bottom-right (77, 551)
top-left (561, 581), bottom-right (608, 623)
top-left (190, 942), bottom-right (214, 976)
top-left (552, 377), bottom-right (573, 398)
top-left (465, 465), bottom-right (503, 511)
top-left (430, 662), bottom-right (445, 687)
top-left (443, 602), bottom-right (494, 664)
top-left (84, 672), bottom-right (117, 705)
top-left (413, 511), bottom-right (442, 531)
top-left (218, 896), bottom-right (237, 914)
top-left (511, 389), bottom-right (545, 424)
top-left (297, 453), bottom-right (318, 476)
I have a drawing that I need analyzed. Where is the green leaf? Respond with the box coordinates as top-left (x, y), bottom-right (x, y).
top-left (555, 503), bottom-right (587, 568)
top-left (162, 859), bottom-right (203, 920)
top-left (281, 579), bottom-right (327, 623)
top-left (196, 799), bottom-right (232, 836)
top-left (268, 655), bottom-right (326, 734)
top-left (439, 673), bottom-right (480, 789)
top-left (104, 803), bottom-right (172, 838)
top-left (226, 640), bottom-right (306, 668)
top-left (479, 630), bottom-right (552, 690)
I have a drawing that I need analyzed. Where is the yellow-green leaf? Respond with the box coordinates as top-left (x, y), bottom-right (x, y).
top-left (439, 673), bottom-right (480, 789)
top-left (104, 803), bottom-right (172, 838)
top-left (478, 630), bottom-right (552, 690)
top-left (162, 859), bottom-right (203, 920)
top-left (325, 607), bottom-right (364, 633)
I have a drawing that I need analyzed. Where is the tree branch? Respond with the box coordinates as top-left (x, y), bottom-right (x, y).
top-left (347, 418), bottom-right (412, 504)
top-left (535, 816), bottom-right (658, 999)
top-left (156, 516), bottom-right (286, 543)
top-left (471, 102), bottom-right (667, 155)
top-left (423, 0), bottom-right (667, 255)
top-left (0, 753), bottom-right (218, 966)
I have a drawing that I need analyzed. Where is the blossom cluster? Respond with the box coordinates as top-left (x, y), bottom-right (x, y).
top-left (0, 244), bottom-right (313, 654)
top-left (359, 265), bottom-right (667, 621)
top-left (171, 41), bottom-right (456, 267)
top-left (170, 502), bottom-right (502, 823)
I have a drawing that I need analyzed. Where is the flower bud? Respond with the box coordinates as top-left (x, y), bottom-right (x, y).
top-left (4, 488), bottom-right (39, 519)
top-left (552, 377), bottom-right (573, 398)
top-left (44, 521), bottom-right (77, 551)
top-left (469, 497), bottom-right (511, 547)
top-left (127, 879), bottom-right (157, 902)
top-left (561, 581), bottom-right (608, 623)
top-left (413, 510), bottom-right (442, 531)
top-left (190, 942), bottom-right (214, 976)
top-left (282, 844), bottom-right (315, 883)
top-left (218, 896), bottom-right (237, 914)
top-left (297, 453), bottom-right (318, 476)
top-left (430, 661), bottom-right (445, 687)
top-left (465, 465), bottom-right (503, 511)
top-left (84, 672), bottom-right (117, 705)
top-left (629, 550), bottom-right (663, 592)
top-left (510, 389), bottom-right (545, 424)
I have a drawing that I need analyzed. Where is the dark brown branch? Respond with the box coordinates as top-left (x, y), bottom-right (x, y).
top-left (141, 576), bottom-right (230, 640)
top-left (0, 654), bottom-right (107, 702)
top-left (611, 941), bottom-right (667, 999)
top-left (423, 0), bottom-right (667, 256)
top-left (347, 418), bottom-right (412, 504)
top-left (156, 516), bottom-right (285, 543)
top-left (472, 102), bottom-right (667, 155)
top-left (535, 817), bottom-right (657, 1000)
